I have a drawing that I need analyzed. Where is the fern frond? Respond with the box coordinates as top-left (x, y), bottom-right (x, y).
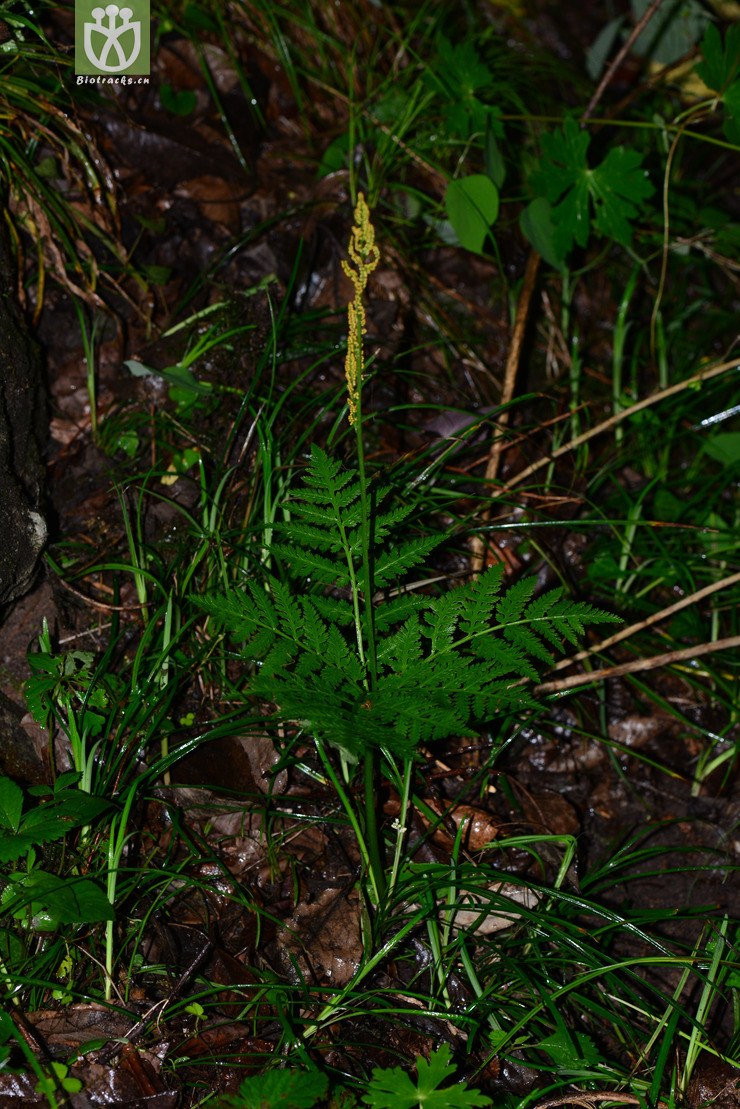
top-left (297, 596), bottom-right (329, 657)
top-left (505, 588), bottom-right (620, 649)
top-left (197, 583), bottom-right (275, 646)
top-left (311, 594), bottom-right (356, 626)
top-left (374, 534), bottom-right (444, 588)
top-left (494, 575), bottom-right (537, 625)
top-left (501, 623), bottom-right (554, 666)
top-left (259, 639), bottom-right (297, 679)
top-left (304, 444), bottom-right (354, 492)
top-left (326, 621), bottom-right (365, 683)
top-left (289, 495), bottom-right (362, 528)
top-left (271, 578), bottom-right (305, 644)
top-left (374, 592), bottom-right (430, 631)
top-left (200, 437), bottom-right (620, 765)
top-left (274, 521), bottom-right (344, 553)
top-left (458, 565), bottom-right (506, 640)
top-left (422, 590), bottom-right (464, 652)
top-left (299, 445), bottom-right (362, 512)
top-left (376, 616), bottom-right (423, 672)
top-left (372, 498), bottom-right (416, 539)
top-left (270, 544), bottom-right (351, 588)
top-left (474, 638), bottom-right (539, 681)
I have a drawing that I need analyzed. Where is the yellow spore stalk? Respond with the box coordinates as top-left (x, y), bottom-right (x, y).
top-left (342, 193), bottom-right (380, 425)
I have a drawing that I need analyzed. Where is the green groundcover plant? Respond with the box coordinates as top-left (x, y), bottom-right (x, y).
top-left (214, 1045), bottom-right (490, 1109)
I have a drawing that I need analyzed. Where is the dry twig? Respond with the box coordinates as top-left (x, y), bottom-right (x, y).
top-left (470, 250), bottom-right (540, 573)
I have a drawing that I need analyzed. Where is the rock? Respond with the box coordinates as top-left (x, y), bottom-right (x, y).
top-left (0, 690), bottom-right (48, 784)
top-left (0, 225), bottom-right (47, 607)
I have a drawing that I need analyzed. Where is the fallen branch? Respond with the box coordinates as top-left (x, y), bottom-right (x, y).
top-left (500, 356), bottom-right (739, 494)
top-left (550, 570), bottom-right (740, 673)
top-left (470, 249), bottom-right (540, 574)
top-left (537, 635), bottom-right (740, 695)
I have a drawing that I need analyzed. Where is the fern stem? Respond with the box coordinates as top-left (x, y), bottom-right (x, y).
top-left (354, 386), bottom-right (378, 690)
top-left (363, 747), bottom-right (386, 903)
top-left (315, 739), bottom-right (383, 905)
top-left (338, 507), bottom-right (367, 671)
top-left (341, 192), bottom-right (384, 899)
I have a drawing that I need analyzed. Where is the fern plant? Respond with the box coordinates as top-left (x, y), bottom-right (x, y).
top-left (198, 194), bottom-right (617, 903)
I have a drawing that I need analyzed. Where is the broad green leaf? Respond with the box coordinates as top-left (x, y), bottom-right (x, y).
top-left (0, 834), bottom-right (43, 863)
top-left (160, 82), bottom-right (196, 116)
top-left (591, 144), bottom-right (654, 245)
top-left (703, 431), bottom-right (740, 466)
top-left (318, 133), bottom-right (349, 178)
top-left (445, 175), bottom-right (499, 254)
top-left (436, 36), bottom-right (492, 98)
top-left (0, 777), bottom-right (23, 833)
top-left (653, 486), bottom-right (685, 522)
top-left (55, 770), bottom-right (84, 792)
top-left (692, 24), bottom-right (740, 142)
top-left (2, 871), bottom-right (114, 927)
top-left (364, 1044), bottom-right (491, 1109)
top-left (23, 791), bottom-right (112, 830)
top-left (586, 16), bottom-right (625, 81)
top-left (484, 126), bottom-right (505, 188)
top-left (224, 1068), bottom-right (328, 1109)
top-left (539, 1029), bottom-right (603, 1068)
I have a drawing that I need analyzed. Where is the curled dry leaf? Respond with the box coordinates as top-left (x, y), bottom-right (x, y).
top-left (174, 175), bottom-right (244, 234)
top-left (425, 799), bottom-right (503, 852)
